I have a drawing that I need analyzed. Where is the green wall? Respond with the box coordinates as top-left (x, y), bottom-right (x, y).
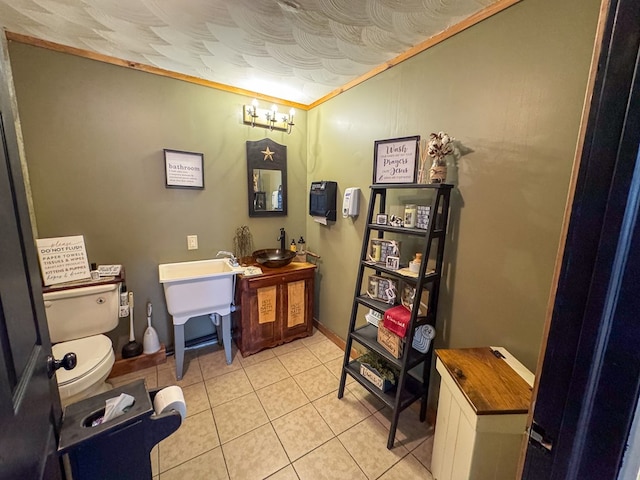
top-left (8, 44), bottom-right (309, 351)
top-left (305, 0), bottom-right (601, 370)
top-left (8, 0), bottom-right (601, 371)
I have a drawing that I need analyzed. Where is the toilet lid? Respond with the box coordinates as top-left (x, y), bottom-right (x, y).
top-left (52, 335), bottom-right (113, 386)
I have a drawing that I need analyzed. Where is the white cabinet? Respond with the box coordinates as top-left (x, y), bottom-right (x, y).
top-left (431, 347), bottom-right (534, 480)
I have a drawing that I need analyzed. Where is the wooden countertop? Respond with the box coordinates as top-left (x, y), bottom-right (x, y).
top-left (241, 261), bottom-right (316, 279)
top-left (435, 347), bottom-right (532, 415)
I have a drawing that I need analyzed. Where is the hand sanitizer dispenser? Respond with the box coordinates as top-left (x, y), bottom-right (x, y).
top-left (342, 187), bottom-right (360, 217)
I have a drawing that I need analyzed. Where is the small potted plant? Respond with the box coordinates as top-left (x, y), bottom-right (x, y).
top-left (358, 351), bottom-right (399, 392)
top-left (233, 225), bottom-right (254, 265)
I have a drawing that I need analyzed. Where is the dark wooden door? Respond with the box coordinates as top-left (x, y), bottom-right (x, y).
top-left (0, 39), bottom-right (63, 479)
top-left (521, 0), bottom-right (640, 477)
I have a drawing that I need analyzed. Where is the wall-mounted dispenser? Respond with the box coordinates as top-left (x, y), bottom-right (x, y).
top-left (309, 181), bottom-right (337, 224)
top-left (342, 187), bottom-right (361, 217)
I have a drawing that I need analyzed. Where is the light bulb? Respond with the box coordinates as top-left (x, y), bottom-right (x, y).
top-left (249, 98), bottom-right (258, 116)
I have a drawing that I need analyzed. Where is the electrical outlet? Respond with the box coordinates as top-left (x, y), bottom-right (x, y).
top-left (187, 235), bottom-right (198, 250)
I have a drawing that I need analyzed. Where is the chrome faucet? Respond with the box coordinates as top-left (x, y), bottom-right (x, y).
top-left (216, 251), bottom-right (239, 267)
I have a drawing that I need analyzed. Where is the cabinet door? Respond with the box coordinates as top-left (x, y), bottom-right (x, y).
top-left (238, 283), bottom-right (281, 356)
top-left (281, 276), bottom-right (314, 341)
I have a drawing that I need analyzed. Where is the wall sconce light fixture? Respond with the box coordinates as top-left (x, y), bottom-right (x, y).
top-left (243, 99), bottom-right (295, 134)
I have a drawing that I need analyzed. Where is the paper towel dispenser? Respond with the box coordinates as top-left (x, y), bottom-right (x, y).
top-left (309, 181), bottom-right (337, 222)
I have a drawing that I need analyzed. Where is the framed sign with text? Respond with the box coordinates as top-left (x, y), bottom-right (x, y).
top-left (373, 136), bottom-right (420, 184)
top-left (164, 149), bottom-right (204, 189)
top-left (36, 235), bottom-right (91, 286)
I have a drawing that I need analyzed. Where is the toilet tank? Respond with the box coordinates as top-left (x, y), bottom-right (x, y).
top-left (42, 283), bottom-right (120, 343)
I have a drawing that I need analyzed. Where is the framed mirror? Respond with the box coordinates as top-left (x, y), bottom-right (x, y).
top-left (246, 138), bottom-right (287, 217)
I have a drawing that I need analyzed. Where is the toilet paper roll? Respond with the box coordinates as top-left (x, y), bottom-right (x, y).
top-left (153, 386), bottom-right (187, 421)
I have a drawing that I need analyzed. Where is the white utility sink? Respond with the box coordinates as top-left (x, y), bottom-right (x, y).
top-left (158, 258), bottom-right (243, 379)
top-left (159, 258), bottom-right (242, 321)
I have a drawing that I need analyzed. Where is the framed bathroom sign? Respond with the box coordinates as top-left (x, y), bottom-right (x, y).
top-left (373, 136), bottom-right (420, 184)
top-left (164, 149), bottom-right (204, 189)
top-left (36, 235), bottom-right (91, 286)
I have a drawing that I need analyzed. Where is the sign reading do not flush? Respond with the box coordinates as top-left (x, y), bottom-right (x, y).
top-left (36, 235), bottom-right (91, 286)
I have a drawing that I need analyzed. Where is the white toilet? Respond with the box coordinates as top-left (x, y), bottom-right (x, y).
top-left (43, 282), bottom-right (121, 406)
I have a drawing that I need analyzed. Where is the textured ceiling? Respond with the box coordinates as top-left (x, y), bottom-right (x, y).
top-left (0, 0), bottom-right (503, 104)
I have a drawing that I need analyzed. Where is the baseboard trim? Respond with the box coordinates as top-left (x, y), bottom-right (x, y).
top-left (313, 319), bottom-right (359, 359)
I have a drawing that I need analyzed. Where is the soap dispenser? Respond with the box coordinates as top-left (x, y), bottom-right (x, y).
top-left (290, 239), bottom-right (297, 252)
top-left (297, 236), bottom-right (306, 254)
top-left (90, 263), bottom-right (99, 281)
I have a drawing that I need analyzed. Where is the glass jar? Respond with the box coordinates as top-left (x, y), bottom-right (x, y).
top-left (429, 160), bottom-right (447, 184)
top-left (404, 204), bottom-right (417, 228)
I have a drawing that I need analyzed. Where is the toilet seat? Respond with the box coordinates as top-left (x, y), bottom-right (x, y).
top-left (52, 334), bottom-right (115, 401)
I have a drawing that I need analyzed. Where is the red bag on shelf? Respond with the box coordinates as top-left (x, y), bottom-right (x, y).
top-left (382, 305), bottom-right (411, 338)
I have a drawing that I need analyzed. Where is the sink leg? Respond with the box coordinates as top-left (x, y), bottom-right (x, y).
top-left (174, 324), bottom-right (185, 381)
top-left (222, 314), bottom-right (232, 365)
top-left (209, 313), bottom-right (232, 365)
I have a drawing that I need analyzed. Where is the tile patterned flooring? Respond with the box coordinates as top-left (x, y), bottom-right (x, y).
top-left (108, 330), bottom-right (435, 480)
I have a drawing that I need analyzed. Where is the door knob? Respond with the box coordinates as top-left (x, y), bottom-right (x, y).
top-left (47, 352), bottom-right (77, 379)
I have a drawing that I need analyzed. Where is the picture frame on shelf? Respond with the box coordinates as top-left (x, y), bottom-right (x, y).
top-left (373, 135), bottom-right (420, 184)
top-left (376, 213), bottom-right (388, 225)
top-left (386, 255), bottom-right (400, 270)
top-left (400, 282), bottom-right (430, 316)
top-left (164, 149), bottom-right (204, 189)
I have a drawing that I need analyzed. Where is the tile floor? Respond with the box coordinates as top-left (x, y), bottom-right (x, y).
top-left (108, 329), bottom-right (435, 480)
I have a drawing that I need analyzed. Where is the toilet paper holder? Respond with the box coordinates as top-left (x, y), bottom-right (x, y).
top-left (58, 379), bottom-right (182, 480)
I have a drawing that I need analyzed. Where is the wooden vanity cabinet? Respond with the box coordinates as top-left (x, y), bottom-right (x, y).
top-left (233, 262), bottom-right (316, 357)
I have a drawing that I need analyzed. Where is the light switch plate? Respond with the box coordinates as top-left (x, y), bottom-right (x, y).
top-left (187, 235), bottom-right (198, 250)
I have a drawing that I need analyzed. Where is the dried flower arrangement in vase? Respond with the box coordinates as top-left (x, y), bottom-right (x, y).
top-left (427, 131), bottom-right (454, 184)
top-left (233, 225), bottom-right (254, 265)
